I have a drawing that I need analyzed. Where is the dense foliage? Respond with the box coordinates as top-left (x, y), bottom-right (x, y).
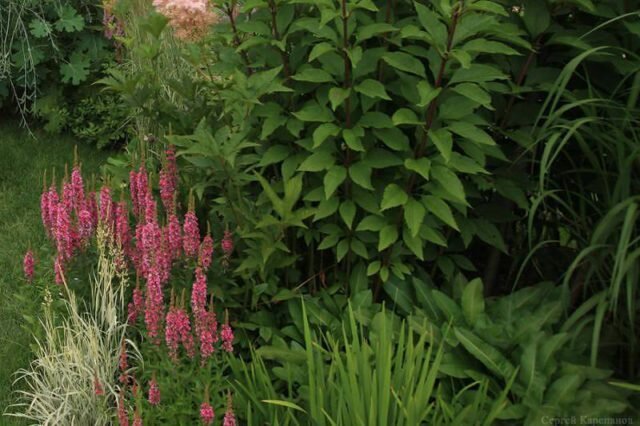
top-left (3, 0), bottom-right (640, 424)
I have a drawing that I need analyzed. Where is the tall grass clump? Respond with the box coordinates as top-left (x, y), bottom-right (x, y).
top-left (526, 44), bottom-right (640, 375)
top-left (7, 225), bottom-right (136, 425)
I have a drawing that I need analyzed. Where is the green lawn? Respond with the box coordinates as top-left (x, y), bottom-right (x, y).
top-left (0, 121), bottom-right (107, 423)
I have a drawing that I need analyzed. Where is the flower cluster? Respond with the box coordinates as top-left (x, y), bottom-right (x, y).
top-left (23, 250), bottom-right (35, 282)
top-left (152, 0), bottom-right (219, 41)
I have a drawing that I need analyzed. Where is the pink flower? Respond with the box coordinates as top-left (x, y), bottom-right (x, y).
top-left (159, 146), bottom-right (178, 213)
top-left (99, 186), bottom-right (114, 229)
top-left (167, 214), bottom-right (182, 259)
top-left (23, 250), bottom-right (35, 282)
top-left (115, 201), bottom-right (131, 255)
top-left (55, 203), bottom-right (73, 261)
top-left (144, 191), bottom-right (157, 225)
top-left (46, 185), bottom-right (60, 236)
top-left (94, 375), bottom-right (104, 396)
top-left (78, 208), bottom-right (94, 244)
top-left (223, 394), bottom-right (236, 426)
top-left (199, 402), bottom-right (215, 425)
top-left (197, 309), bottom-right (218, 363)
top-left (61, 181), bottom-right (74, 216)
top-left (221, 321), bottom-right (234, 353)
top-left (86, 192), bottom-right (98, 230)
top-left (198, 235), bottom-right (214, 270)
top-left (144, 272), bottom-right (164, 342)
top-left (119, 341), bottom-right (129, 384)
top-left (132, 409), bottom-right (143, 426)
top-left (148, 377), bottom-right (161, 406)
top-left (221, 229), bottom-right (234, 258)
top-left (153, 0), bottom-right (219, 41)
top-left (183, 210), bottom-right (200, 258)
top-left (127, 285), bottom-right (145, 324)
top-left (136, 168), bottom-right (149, 219)
top-left (118, 391), bottom-right (129, 426)
top-left (71, 166), bottom-right (85, 212)
top-left (54, 255), bottom-right (65, 285)
top-left (165, 303), bottom-right (195, 361)
top-left (191, 267), bottom-right (207, 316)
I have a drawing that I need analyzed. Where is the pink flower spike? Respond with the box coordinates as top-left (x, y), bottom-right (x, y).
top-left (167, 214), bottom-right (182, 259)
top-left (130, 170), bottom-right (139, 216)
top-left (148, 377), bottom-right (161, 406)
top-left (223, 394), bottom-right (237, 426)
top-left (54, 255), bottom-right (65, 285)
top-left (199, 402), bottom-right (215, 425)
top-left (221, 321), bottom-right (234, 353)
top-left (71, 166), bottom-right (85, 213)
top-left (40, 190), bottom-right (51, 236)
top-left (191, 267), bottom-right (207, 316)
top-left (94, 375), bottom-right (104, 396)
top-left (198, 234), bottom-right (214, 270)
top-left (23, 250), bottom-right (35, 282)
top-left (183, 211), bottom-right (200, 258)
top-left (132, 409), bottom-right (143, 426)
top-left (118, 391), bottom-right (129, 426)
top-left (99, 186), bottom-right (114, 229)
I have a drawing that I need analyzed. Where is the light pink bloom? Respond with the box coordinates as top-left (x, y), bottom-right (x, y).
top-left (144, 271), bottom-right (164, 343)
top-left (223, 396), bottom-right (237, 426)
top-left (165, 304), bottom-right (195, 361)
top-left (55, 202), bottom-right (73, 261)
top-left (23, 250), bottom-right (35, 282)
top-left (78, 208), bottom-right (94, 244)
top-left (127, 285), bottom-right (145, 324)
top-left (199, 402), bottom-right (215, 425)
top-left (167, 214), bottom-right (182, 259)
top-left (71, 166), bottom-right (85, 213)
top-left (191, 267), bottom-right (207, 316)
top-left (47, 185), bottom-right (60, 236)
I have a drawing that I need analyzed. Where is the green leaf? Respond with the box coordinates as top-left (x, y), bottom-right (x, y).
top-left (451, 83), bottom-right (493, 109)
top-left (313, 123), bottom-right (341, 148)
top-left (430, 129), bottom-right (453, 162)
top-left (355, 79), bottom-right (391, 100)
top-left (359, 112), bottom-right (394, 128)
top-left (474, 219), bottom-right (507, 253)
top-left (374, 128), bottom-right (410, 151)
top-left (417, 81), bottom-right (441, 107)
top-left (293, 102), bottom-right (334, 122)
top-left (349, 162), bottom-right (374, 190)
top-left (404, 198), bottom-right (426, 237)
top-left (522, 0), bottom-right (550, 37)
top-left (463, 39), bottom-right (520, 56)
top-left (381, 184), bottom-right (408, 211)
top-left (329, 87), bottom-right (351, 111)
top-left (382, 52), bottom-right (426, 77)
top-left (298, 151), bottom-right (335, 172)
top-left (55, 5), bottom-right (85, 32)
top-left (448, 122), bottom-right (496, 145)
top-left (392, 108), bottom-right (422, 126)
top-left (324, 166), bottom-right (347, 199)
top-left (454, 327), bottom-right (516, 379)
top-left (262, 400), bottom-right (307, 413)
top-left (29, 19), bottom-right (51, 38)
top-left (339, 200), bottom-right (357, 229)
top-left (356, 215), bottom-right (386, 232)
top-left (309, 42), bottom-right (334, 61)
top-left (259, 145), bottom-right (291, 166)
top-left (432, 165), bottom-right (466, 204)
top-left (356, 23), bottom-right (398, 42)
top-left (424, 195), bottom-right (458, 230)
top-left (450, 64), bottom-right (508, 84)
top-left (403, 229), bottom-right (424, 260)
top-left (462, 278), bottom-right (484, 324)
top-left (292, 68), bottom-right (335, 83)
top-left (367, 261), bottom-right (381, 276)
top-left (468, 1), bottom-right (508, 16)
top-left (379, 224), bottom-right (399, 250)
top-left (414, 2), bottom-right (448, 47)
top-left (60, 52), bottom-right (90, 85)
top-left (343, 128), bottom-right (365, 151)
top-left (404, 158), bottom-right (431, 180)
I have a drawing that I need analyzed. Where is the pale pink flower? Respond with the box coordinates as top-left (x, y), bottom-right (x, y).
top-left (55, 202), bottom-right (73, 261)
top-left (165, 303), bottom-right (195, 361)
top-left (167, 214), bottom-right (182, 259)
top-left (199, 402), bottom-right (215, 425)
top-left (191, 267), bottom-right (207, 316)
top-left (78, 208), bottom-right (94, 244)
top-left (23, 250), bottom-right (35, 282)
top-left (144, 271), bottom-right (164, 342)
top-left (47, 185), bottom-right (60, 236)
top-left (127, 285), bottom-right (144, 324)
top-left (153, 0), bottom-right (218, 41)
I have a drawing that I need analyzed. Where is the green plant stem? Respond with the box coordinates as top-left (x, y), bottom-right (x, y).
top-left (225, 4), bottom-right (253, 75)
top-left (267, 0), bottom-right (291, 79)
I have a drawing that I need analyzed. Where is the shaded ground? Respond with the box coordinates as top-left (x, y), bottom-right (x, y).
top-left (0, 121), bottom-right (107, 423)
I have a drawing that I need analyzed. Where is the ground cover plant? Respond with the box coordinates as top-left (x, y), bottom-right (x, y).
top-left (1, 0), bottom-right (640, 424)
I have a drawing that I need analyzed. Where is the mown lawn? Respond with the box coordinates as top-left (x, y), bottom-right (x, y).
top-left (0, 121), bottom-right (108, 422)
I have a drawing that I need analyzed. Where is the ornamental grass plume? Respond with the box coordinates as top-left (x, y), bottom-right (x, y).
top-left (148, 375), bottom-right (160, 406)
top-left (23, 250), bottom-right (35, 282)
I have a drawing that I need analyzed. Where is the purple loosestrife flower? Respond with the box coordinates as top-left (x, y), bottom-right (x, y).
top-left (23, 250), bottom-right (35, 282)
